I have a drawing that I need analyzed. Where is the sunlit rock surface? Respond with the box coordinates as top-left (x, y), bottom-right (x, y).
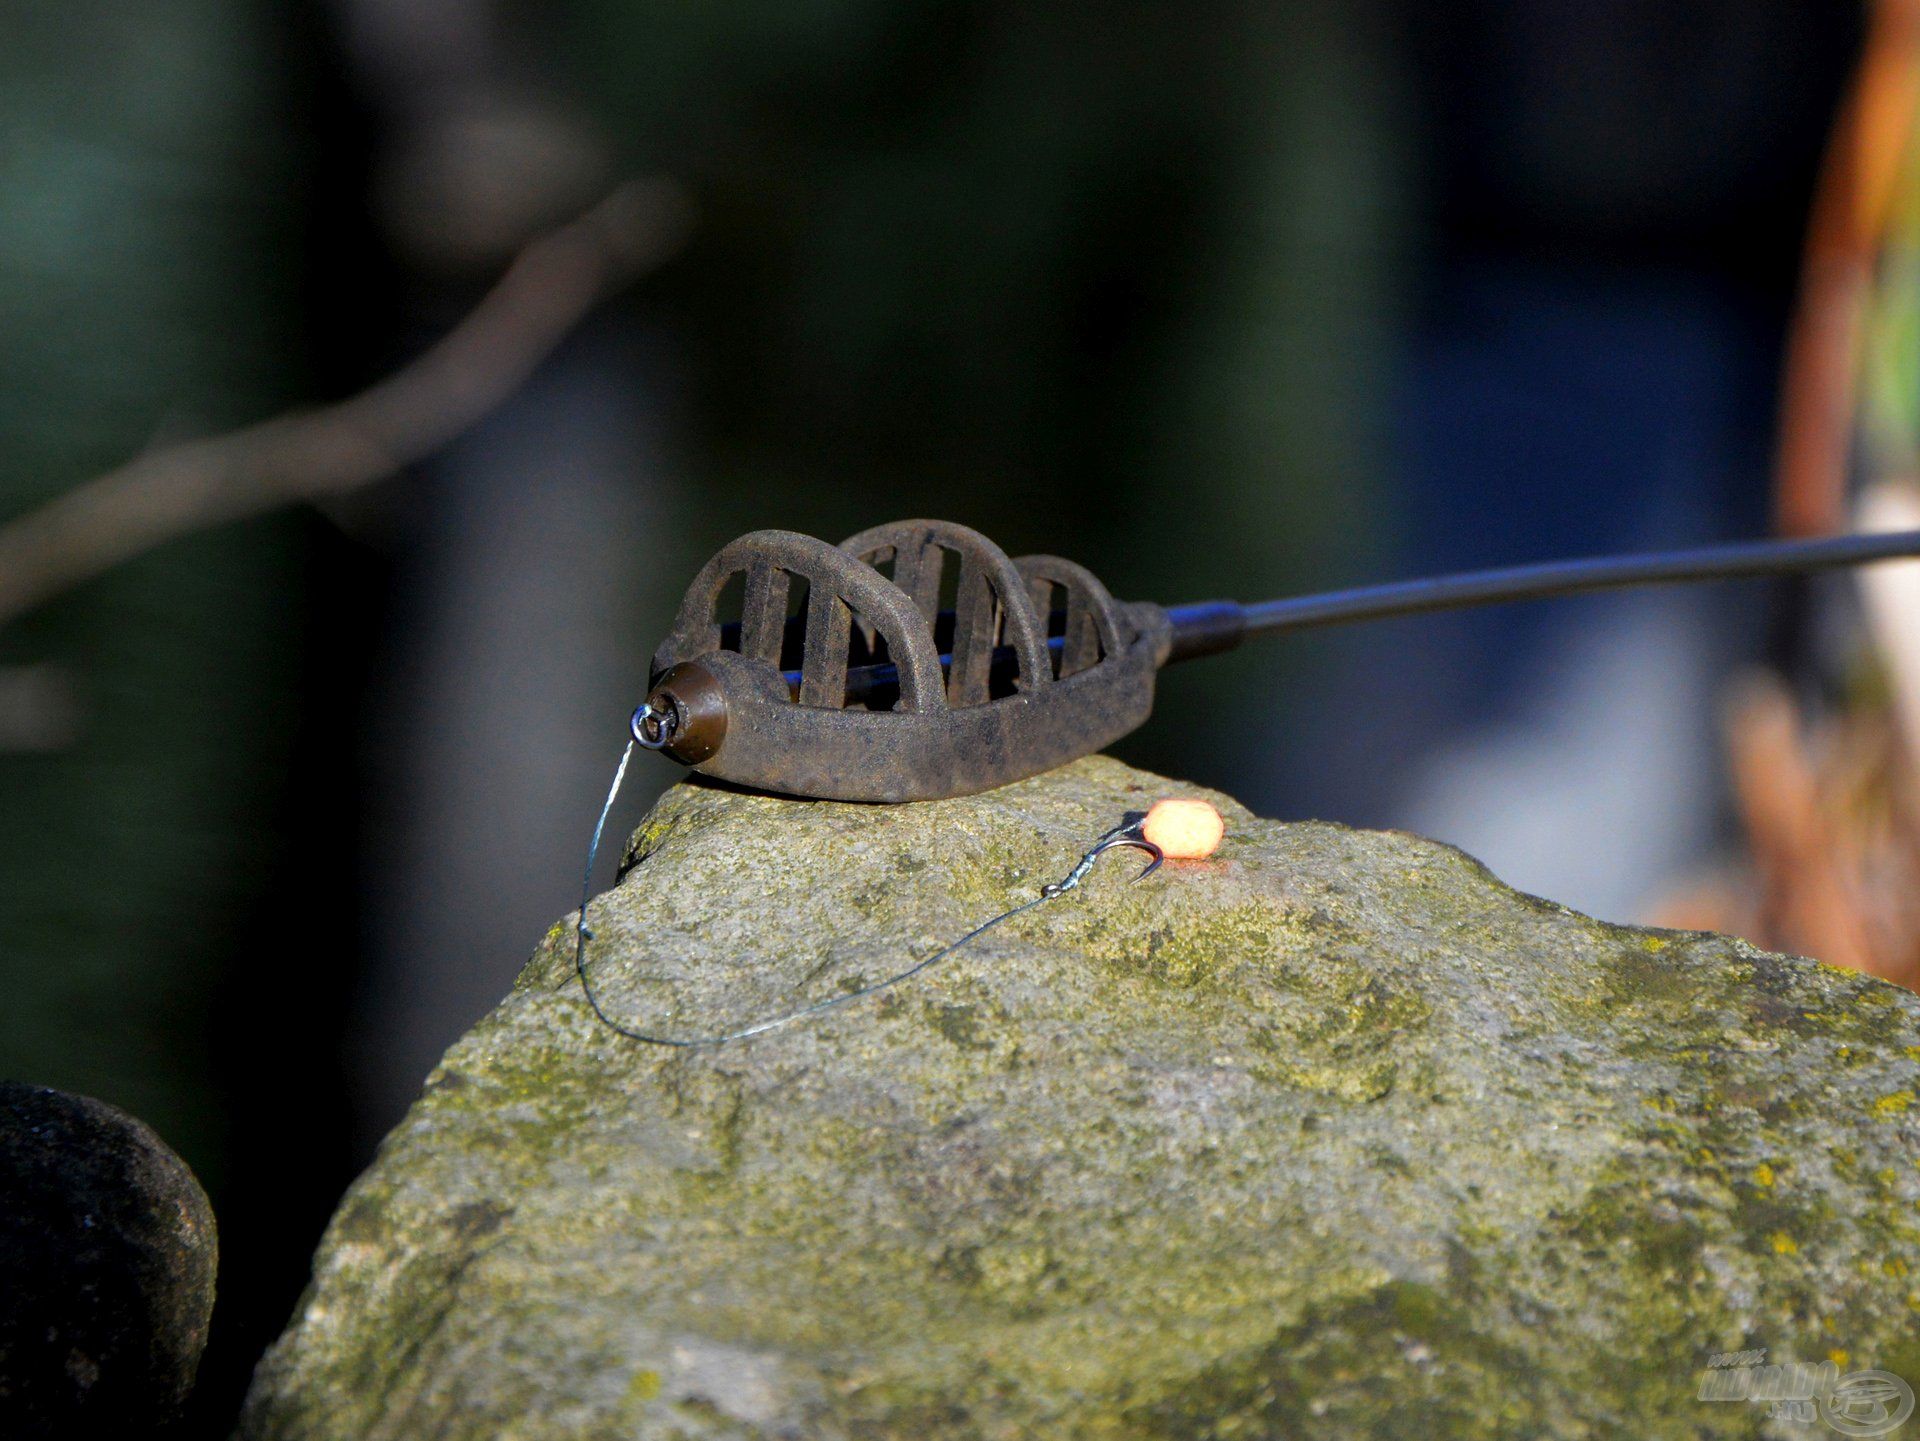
top-left (239, 757), bottom-right (1920, 1439)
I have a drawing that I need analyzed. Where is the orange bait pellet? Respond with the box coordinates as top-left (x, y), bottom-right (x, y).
top-left (1141, 797), bottom-right (1224, 859)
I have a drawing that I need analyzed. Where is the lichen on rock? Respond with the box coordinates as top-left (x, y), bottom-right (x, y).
top-left (238, 757), bottom-right (1920, 1439)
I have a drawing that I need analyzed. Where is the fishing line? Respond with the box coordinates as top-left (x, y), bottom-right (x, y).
top-left (573, 713), bottom-right (1163, 1047)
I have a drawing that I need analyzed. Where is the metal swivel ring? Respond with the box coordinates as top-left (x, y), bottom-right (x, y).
top-left (631, 699), bottom-right (679, 750)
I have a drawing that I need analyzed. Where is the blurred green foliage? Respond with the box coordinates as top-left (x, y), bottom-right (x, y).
top-left (1864, 133), bottom-right (1920, 473)
top-left (0, 1), bottom-right (301, 1185)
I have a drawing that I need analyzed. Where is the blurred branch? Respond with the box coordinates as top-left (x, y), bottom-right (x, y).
top-left (1656, 666), bottom-right (1920, 991)
top-left (1723, 673), bottom-right (1878, 974)
top-left (0, 178), bottom-right (690, 630)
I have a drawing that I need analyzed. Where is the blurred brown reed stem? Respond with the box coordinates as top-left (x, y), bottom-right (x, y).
top-left (1773, 0), bottom-right (1920, 537)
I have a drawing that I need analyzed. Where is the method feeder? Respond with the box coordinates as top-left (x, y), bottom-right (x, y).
top-left (630, 518), bottom-right (1920, 803)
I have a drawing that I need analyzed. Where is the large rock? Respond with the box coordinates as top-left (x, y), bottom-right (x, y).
top-left (0, 1081), bottom-right (217, 1437)
top-left (239, 758), bottom-right (1920, 1439)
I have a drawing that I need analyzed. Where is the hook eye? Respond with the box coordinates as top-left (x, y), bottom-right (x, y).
top-left (1042, 824), bottom-right (1164, 897)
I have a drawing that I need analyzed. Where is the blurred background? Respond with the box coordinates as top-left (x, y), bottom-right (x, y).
top-left (3, 0), bottom-right (1916, 1432)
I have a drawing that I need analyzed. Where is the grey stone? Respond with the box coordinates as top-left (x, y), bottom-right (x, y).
top-left (239, 757), bottom-right (1920, 1439)
top-left (0, 1081), bottom-right (217, 1437)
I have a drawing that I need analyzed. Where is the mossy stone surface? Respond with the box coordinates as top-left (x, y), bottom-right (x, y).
top-left (239, 757), bottom-right (1920, 1439)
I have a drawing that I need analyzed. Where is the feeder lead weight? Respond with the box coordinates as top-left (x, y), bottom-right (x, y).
top-left (633, 659), bottom-right (730, 766)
